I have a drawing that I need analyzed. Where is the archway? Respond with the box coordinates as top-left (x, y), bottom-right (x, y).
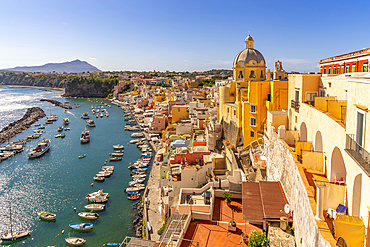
top-left (330, 147), bottom-right (347, 183)
top-left (300, 122), bottom-right (308, 142)
top-left (314, 130), bottom-right (323, 152)
top-left (352, 173), bottom-right (362, 216)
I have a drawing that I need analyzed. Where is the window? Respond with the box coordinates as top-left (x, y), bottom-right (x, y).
top-left (356, 109), bottom-right (365, 147)
top-left (333, 67), bottom-right (336, 74)
top-left (352, 65), bottom-right (356, 73)
top-left (337, 67), bottom-right (340, 74)
top-left (227, 108), bottom-right (229, 114)
top-left (328, 67), bottom-right (331, 74)
top-left (249, 70), bottom-right (256, 79)
top-left (346, 66), bottom-right (349, 73)
top-left (294, 89), bottom-right (300, 102)
top-left (250, 117), bottom-right (257, 127)
top-left (238, 71), bottom-right (244, 79)
top-left (341, 66), bottom-right (344, 74)
top-left (363, 64), bottom-right (368, 72)
top-left (324, 68), bottom-right (327, 74)
top-left (250, 105), bottom-right (256, 113)
top-left (234, 110), bottom-right (236, 116)
top-left (319, 88), bottom-right (326, 97)
top-left (178, 109), bottom-right (180, 112)
top-left (305, 92), bottom-right (317, 103)
top-left (250, 131), bottom-right (255, 137)
top-left (260, 70), bottom-right (264, 78)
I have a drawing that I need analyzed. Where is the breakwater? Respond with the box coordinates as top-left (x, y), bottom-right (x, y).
top-left (40, 99), bottom-right (72, 109)
top-left (0, 107), bottom-right (45, 144)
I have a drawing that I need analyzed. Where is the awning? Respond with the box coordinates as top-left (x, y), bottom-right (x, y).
top-left (334, 215), bottom-right (364, 246)
top-left (157, 148), bottom-right (166, 155)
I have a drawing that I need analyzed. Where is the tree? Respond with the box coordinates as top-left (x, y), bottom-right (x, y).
top-left (248, 230), bottom-right (269, 247)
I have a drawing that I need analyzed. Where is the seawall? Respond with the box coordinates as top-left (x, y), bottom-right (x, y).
top-left (40, 99), bottom-right (72, 109)
top-left (0, 107), bottom-right (46, 145)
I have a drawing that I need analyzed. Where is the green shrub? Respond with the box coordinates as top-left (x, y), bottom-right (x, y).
top-left (248, 230), bottom-right (269, 247)
top-left (157, 216), bottom-right (169, 235)
top-left (222, 192), bottom-right (232, 203)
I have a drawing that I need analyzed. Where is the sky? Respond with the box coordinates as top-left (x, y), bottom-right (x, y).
top-left (0, 0), bottom-right (369, 73)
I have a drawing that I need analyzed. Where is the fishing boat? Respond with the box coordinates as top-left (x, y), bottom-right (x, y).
top-left (111, 152), bottom-right (123, 157)
top-left (93, 175), bottom-right (105, 182)
top-left (27, 138), bottom-right (50, 158)
top-left (86, 195), bottom-right (108, 203)
top-left (95, 113), bottom-right (99, 118)
top-left (78, 212), bottom-right (99, 220)
top-left (80, 128), bottom-right (90, 143)
top-left (34, 124), bottom-right (41, 126)
top-left (86, 120), bottom-right (96, 127)
top-left (124, 186), bottom-right (144, 192)
top-left (132, 174), bottom-right (147, 178)
top-left (63, 118), bottom-right (69, 126)
top-left (27, 134), bottom-right (41, 139)
top-left (58, 126), bottom-right (63, 132)
top-left (65, 237), bottom-right (86, 246)
top-left (37, 211), bottom-right (56, 221)
top-left (55, 134), bottom-right (62, 138)
top-left (128, 194), bottom-right (141, 200)
top-left (0, 143), bottom-right (24, 152)
top-left (81, 112), bottom-right (89, 119)
top-left (100, 113), bottom-right (103, 118)
top-left (47, 115), bottom-right (58, 121)
top-left (104, 243), bottom-right (120, 246)
top-left (87, 190), bottom-right (109, 198)
top-left (132, 168), bottom-right (147, 172)
top-left (109, 157), bottom-right (122, 161)
top-left (69, 222), bottom-right (93, 231)
top-left (98, 171), bottom-right (112, 177)
top-left (1, 203), bottom-right (31, 242)
top-left (60, 133), bottom-right (66, 138)
top-left (112, 144), bottom-right (124, 149)
top-left (127, 190), bottom-right (140, 195)
top-left (78, 154), bottom-right (86, 159)
top-left (84, 204), bottom-right (105, 211)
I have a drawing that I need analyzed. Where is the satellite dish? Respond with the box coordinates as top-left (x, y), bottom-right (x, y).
top-left (284, 204), bottom-right (291, 214)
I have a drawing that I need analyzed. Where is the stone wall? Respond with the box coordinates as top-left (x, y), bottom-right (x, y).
top-left (265, 128), bottom-right (331, 247)
top-left (221, 118), bottom-right (240, 147)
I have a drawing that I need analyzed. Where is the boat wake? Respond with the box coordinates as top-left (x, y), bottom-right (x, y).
top-left (65, 111), bottom-right (78, 119)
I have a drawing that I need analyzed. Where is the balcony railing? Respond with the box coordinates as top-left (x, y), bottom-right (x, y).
top-left (345, 134), bottom-right (370, 176)
top-left (291, 100), bottom-right (300, 110)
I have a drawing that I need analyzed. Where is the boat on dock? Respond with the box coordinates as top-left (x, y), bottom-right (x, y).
top-left (65, 237), bottom-right (86, 246)
top-left (27, 138), bottom-right (50, 158)
top-left (37, 211), bottom-right (56, 221)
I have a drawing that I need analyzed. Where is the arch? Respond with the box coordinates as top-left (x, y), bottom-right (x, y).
top-left (352, 173), bottom-right (362, 216)
top-left (314, 130), bottom-right (323, 152)
top-left (330, 147), bottom-right (347, 183)
top-left (299, 122), bottom-right (308, 142)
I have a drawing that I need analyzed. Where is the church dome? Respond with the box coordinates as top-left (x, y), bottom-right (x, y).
top-left (233, 34), bottom-right (266, 67)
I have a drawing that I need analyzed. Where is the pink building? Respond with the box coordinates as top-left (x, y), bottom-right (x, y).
top-left (169, 146), bottom-right (210, 165)
top-left (149, 115), bottom-right (168, 135)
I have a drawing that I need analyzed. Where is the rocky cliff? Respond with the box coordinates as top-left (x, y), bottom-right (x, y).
top-left (0, 73), bottom-right (66, 88)
top-left (63, 76), bottom-right (118, 98)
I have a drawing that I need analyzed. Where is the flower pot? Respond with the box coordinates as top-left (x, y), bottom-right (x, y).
top-left (241, 233), bottom-right (249, 244)
top-left (226, 201), bottom-right (231, 206)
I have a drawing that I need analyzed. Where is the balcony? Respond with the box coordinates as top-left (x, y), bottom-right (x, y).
top-left (291, 100), bottom-right (300, 110)
top-left (345, 134), bottom-right (370, 176)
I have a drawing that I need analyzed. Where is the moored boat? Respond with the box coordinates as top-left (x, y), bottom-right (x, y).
top-left (27, 138), bottom-right (50, 158)
top-left (37, 211), bottom-right (56, 220)
top-left (79, 154), bottom-right (86, 159)
top-left (1, 203), bottom-right (31, 242)
top-left (80, 128), bottom-right (90, 143)
top-left (112, 144), bottom-right (124, 149)
top-left (86, 195), bottom-right (108, 203)
top-left (78, 212), bottom-right (99, 220)
top-left (81, 112), bottom-right (89, 119)
top-left (63, 118), bottom-right (69, 125)
top-left (111, 152), bottom-right (123, 156)
top-left (86, 120), bottom-right (96, 127)
top-left (65, 237), bottom-right (86, 246)
top-left (84, 204), bottom-right (105, 211)
top-left (109, 157), bottom-right (122, 161)
top-left (128, 194), bottom-right (140, 200)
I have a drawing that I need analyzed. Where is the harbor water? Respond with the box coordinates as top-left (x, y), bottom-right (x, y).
top-left (0, 86), bottom-right (142, 246)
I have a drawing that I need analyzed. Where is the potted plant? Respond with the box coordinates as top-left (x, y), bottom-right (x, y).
top-left (222, 192), bottom-right (232, 206)
top-left (230, 219), bottom-right (236, 227)
top-left (241, 233), bottom-right (249, 244)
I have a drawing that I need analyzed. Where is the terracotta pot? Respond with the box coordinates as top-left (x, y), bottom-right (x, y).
top-left (241, 234), bottom-right (249, 244)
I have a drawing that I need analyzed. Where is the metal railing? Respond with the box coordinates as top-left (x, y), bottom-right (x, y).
top-left (291, 100), bottom-right (300, 110)
top-left (345, 134), bottom-right (370, 176)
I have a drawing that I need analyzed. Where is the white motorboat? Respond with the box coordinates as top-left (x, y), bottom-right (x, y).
top-left (87, 190), bottom-right (109, 198)
top-left (78, 212), bottom-right (99, 220)
top-left (80, 128), bottom-right (90, 143)
top-left (37, 211), bottom-right (56, 220)
top-left (81, 112), bottom-right (89, 119)
top-left (0, 143), bottom-right (24, 152)
top-left (47, 115), bottom-right (58, 121)
top-left (86, 195), bottom-right (108, 203)
top-left (113, 144), bottom-right (124, 149)
top-left (28, 138), bottom-right (50, 158)
top-left (63, 117), bottom-right (69, 125)
top-left (84, 204), bottom-right (105, 211)
top-left (86, 120), bottom-right (96, 127)
top-left (65, 237), bottom-right (86, 246)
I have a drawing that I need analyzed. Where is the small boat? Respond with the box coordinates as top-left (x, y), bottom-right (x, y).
top-left (34, 124), bottom-right (41, 126)
top-left (60, 133), bottom-right (66, 138)
top-left (86, 195), bottom-right (108, 203)
top-left (109, 157), bottom-right (122, 161)
top-left (47, 115), bottom-right (58, 121)
top-left (106, 113), bottom-right (109, 117)
top-left (28, 138), bottom-right (50, 158)
top-left (114, 149), bottom-right (124, 153)
top-left (38, 126), bottom-right (46, 129)
top-left (104, 243), bottom-right (120, 246)
top-left (80, 128), bottom-right (90, 143)
top-left (124, 186), bottom-right (144, 192)
top-left (1, 203), bottom-right (31, 242)
top-left (81, 112), bottom-right (89, 119)
top-left (84, 204), bottom-right (105, 211)
top-left (95, 113), bottom-right (99, 118)
top-left (132, 168), bottom-right (147, 172)
top-left (111, 152), bottom-right (123, 157)
top-left (65, 127), bottom-right (71, 131)
top-left (93, 175), bottom-right (105, 182)
top-left (128, 194), bottom-right (140, 200)
top-left (69, 223), bottom-right (93, 231)
top-left (113, 144), bottom-right (124, 149)
top-left (100, 113), bottom-right (103, 118)
top-left (76, 104), bottom-right (80, 108)
top-left (127, 191), bottom-right (140, 195)
top-left (63, 118), bottom-right (69, 126)
top-left (65, 237), bottom-right (86, 246)
top-left (55, 134), bottom-right (62, 138)
top-left (79, 154), bottom-right (86, 159)
top-left (78, 212), bottom-right (99, 220)
top-left (98, 171), bottom-right (112, 177)
top-left (37, 211), bottom-right (56, 220)
top-left (57, 126), bottom-right (63, 132)
top-left (87, 190), bottom-right (109, 198)
top-left (86, 120), bottom-right (96, 127)
top-left (27, 134), bottom-right (41, 139)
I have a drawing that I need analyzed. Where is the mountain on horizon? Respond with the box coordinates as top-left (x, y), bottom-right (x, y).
top-left (2, 59), bottom-right (102, 73)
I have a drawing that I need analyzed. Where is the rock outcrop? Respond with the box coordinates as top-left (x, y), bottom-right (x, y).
top-left (40, 99), bottom-right (72, 109)
top-left (0, 107), bottom-right (45, 144)
top-left (132, 201), bottom-right (144, 238)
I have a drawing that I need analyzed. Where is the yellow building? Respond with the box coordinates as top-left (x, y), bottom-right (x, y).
top-left (218, 34), bottom-right (288, 147)
top-left (172, 105), bottom-right (189, 123)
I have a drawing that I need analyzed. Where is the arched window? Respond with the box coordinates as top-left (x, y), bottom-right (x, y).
top-left (249, 70), bottom-right (256, 79)
top-left (238, 71), bottom-right (244, 79)
top-left (260, 70), bottom-right (264, 78)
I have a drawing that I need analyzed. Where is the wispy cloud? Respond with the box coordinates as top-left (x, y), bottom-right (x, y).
top-left (280, 58), bottom-right (311, 65)
top-left (90, 57), bottom-right (97, 60)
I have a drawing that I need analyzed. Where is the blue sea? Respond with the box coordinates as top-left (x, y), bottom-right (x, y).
top-left (0, 86), bottom-right (142, 246)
